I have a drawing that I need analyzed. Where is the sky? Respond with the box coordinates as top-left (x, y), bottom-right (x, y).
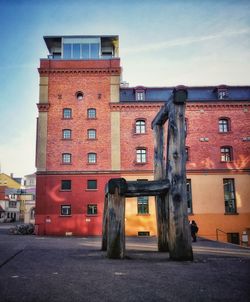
top-left (0, 0), bottom-right (250, 178)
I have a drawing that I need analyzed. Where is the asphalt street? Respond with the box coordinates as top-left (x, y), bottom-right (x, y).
top-left (0, 223), bottom-right (249, 302)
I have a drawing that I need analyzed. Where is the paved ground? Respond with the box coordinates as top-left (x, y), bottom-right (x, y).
top-left (0, 223), bottom-right (249, 302)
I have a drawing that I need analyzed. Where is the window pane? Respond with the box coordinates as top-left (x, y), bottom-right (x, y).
top-left (81, 44), bottom-right (89, 59)
top-left (88, 153), bottom-right (96, 163)
top-left (62, 153), bottom-right (71, 163)
top-left (88, 108), bottom-right (96, 119)
top-left (72, 44), bottom-right (81, 59)
top-left (63, 44), bottom-right (71, 59)
top-left (223, 179), bottom-right (236, 213)
top-left (137, 196), bottom-right (149, 214)
top-left (63, 130), bottom-right (71, 139)
top-left (63, 109), bottom-right (72, 119)
top-left (90, 43), bottom-right (100, 59)
top-left (87, 204), bottom-right (97, 215)
top-left (61, 205), bottom-right (71, 216)
top-left (186, 179), bottom-right (192, 214)
top-left (88, 129), bottom-right (96, 139)
top-left (87, 180), bottom-right (97, 190)
top-left (61, 180), bottom-right (71, 190)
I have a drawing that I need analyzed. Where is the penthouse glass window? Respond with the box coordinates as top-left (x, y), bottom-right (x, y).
top-left (87, 108), bottom-right (96, 119)
top-left (220, 146), bottom-right (232, 162)
top-left (62, 38), bottom-right (100, 59)
top-left (219, 118), bottom-right (230, 133)
top-left (63, 108), bottom-right (72, 119)
top-left (137, 196), bottom-right (149, 214)
top-left (223, 179), bottom-right (236, 214)
top-left (135, 120), bottom-right (146, 134)
top-left (136, 148), bottom-right (147, 163)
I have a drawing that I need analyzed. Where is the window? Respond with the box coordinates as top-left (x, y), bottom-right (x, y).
top-left (87, 129), bottom-right (96, 139)
top-left (227, 233), bottom-right (239, 245)
top-left (63, 108), bottom-right (72, 119)
top-left (62, 129), bottom-right (72, 139)
top-left (76, 91), bottom-right (84, 100)
top-left (88, 153), bottom-right (97, 164)
top-left (223, 179), bottom-right (236, 213)
top-left (185, 147), bottom-right (189, 161)
top-left (87, 180), bottom-right (97, 190)
top-left (136, 148), bottom-right (147, 163)
top-left (61, 205), bottom-right (71, 216)
top-left (87, 108), bottom-right (96, 119)
top-left (136, 91), bottom-right (145, 101)
top-left (135, 120), bottom-right (146, 134)
top-left (219, 118), bottom-right (230, 133)
top-left (62, 39), bottom-right (100, 59)
top-left (30, 208), bottom-right (35, 220)
top-left (186, 179), bottom-right (192, 214)
top-left (87, 204), bottom-right (97, 215)
top-left (220, 146), bottom-right (232, 162)
top-left (62, 153), bottom-right (72, 164)
top-left (61, 180), bottom-right (71, 190)
top-left (9, 201), bottom-right (17, 208)
top-left (137, 196), bottom-right (149, 214)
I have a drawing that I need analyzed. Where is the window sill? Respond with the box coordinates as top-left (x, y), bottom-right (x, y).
top-left (133, 132), bottom-right (147, 135)
top-left (62, 118), bottom-right (73, 120)
top-left (87, 118), bottom-right (97, 120)
top-left (86, 214), bottom-right (98, 217)
top-left (218, 132), bottom-right (231, 134)
top-left (220, 161), bottom-right (233, 163)
top-left (224, 212), bottom-right (238, 215)
top-left (137, 214), bottom-right (150, 216)
top-left (59, 190), bottom-right (72, 192)
top-left (62, 138), bottom-right (72, 141)
top-left (87, 163), bottom-right (97, 165)
top-left (59, 215), bottom-right (72, 217)
top-left (61, 163), bottom-right (72, 165)
top-left (85, 189), bottom-right (98, 192)
top-left (134, 162), bottom-right (147, 165)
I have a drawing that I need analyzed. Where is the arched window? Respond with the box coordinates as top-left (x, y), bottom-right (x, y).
top-left (135, 120), bottom-right (146, 134)
top-left (136, 148), bottom-right (147, 163)
top-left (88, 153), bottom-right (97, 164)
top-left (220, 146), bottom-right (233, 162)
top-left (62, 153), bottom-right (72, 164)
top-left (62, 129), bottom-right (72, 139)
top-left (219, 118), bottom-right (230, 133)
top-left (76, 91), bottom-right (84, 100)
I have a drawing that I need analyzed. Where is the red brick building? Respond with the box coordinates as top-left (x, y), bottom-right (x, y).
top-left (35, 36), bottom-right (250, 245)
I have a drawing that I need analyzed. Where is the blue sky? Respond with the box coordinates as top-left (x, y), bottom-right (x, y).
top-left (0, 0), bottom-right (250, 177)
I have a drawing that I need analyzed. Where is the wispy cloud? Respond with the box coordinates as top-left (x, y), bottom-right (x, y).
top-left (122, 28), bottom-right (250, 54)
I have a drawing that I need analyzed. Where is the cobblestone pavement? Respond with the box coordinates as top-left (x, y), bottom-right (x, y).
top-left (0, 223), bottom-right (250, 302)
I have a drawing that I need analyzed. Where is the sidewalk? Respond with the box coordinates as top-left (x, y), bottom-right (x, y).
top-left (0, 225), bottom-right (249, 302)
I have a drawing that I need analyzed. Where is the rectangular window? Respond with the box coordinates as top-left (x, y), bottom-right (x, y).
top-left (87, 108), bottom-right (96, 119)
top-left (87, 180), bottom-right (97, 190)
top-left (63, 44), bottom-right (71, 59)
top-left (87, 129), bottom-right (96, 139)
top-left (186, 179), bottom-right (192, 214)
top-left (72, 43), bottom-right (81, 59)
top-left (63, 129), bottom-right (71, 139)
top-left (63, 108), bottom-right (72, 119)
top-left (136, 91), bottom-right (145, 101)
top-left (136, 149), bottom-right (146, 163)
top-left (221, 147), bottom-right (232, 162)
top-left (88, 153), bottom-right (97, 164)
top-left (223, 179), bottom-right (236, 213)
top-left (87, 204), bottom-right (97, 215)
top-left (137, 196), bottom-right (149, 214)
top-left (61, 180), bottom-right (71, 191)
top-left (9, 201), bottom-right (17, 208)
top-left (61, 205), bottom-right (71, 216)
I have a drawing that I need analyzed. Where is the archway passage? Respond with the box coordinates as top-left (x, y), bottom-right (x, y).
top-left (102, 87), bottom-right (193, 261)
